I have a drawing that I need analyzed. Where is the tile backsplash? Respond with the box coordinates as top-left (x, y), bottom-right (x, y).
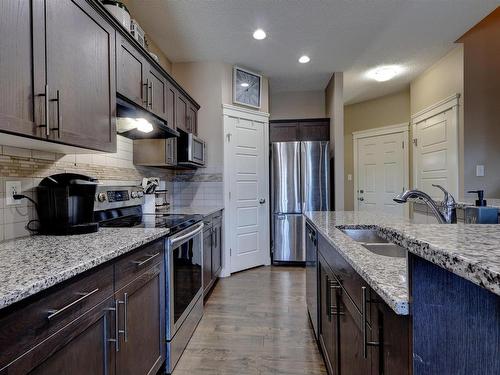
top-left (0, 136), bottom-right (223, 241)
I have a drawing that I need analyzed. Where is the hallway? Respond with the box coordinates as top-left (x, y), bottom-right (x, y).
top-left (173, 266), bottom-right (327, 375)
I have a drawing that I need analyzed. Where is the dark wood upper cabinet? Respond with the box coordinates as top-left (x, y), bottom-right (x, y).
top-left (176, 94), bottom-right (188, 132)
top-left (115, 263), bottom-right (165, 375)
top-left (166, 84), bottom-right (177, 130)
top-left (32, 0), bottom-right (116, 152)
top-left (147, 66), bottom-right (167, 121)
top-left (188, 104), bottom-right (198, 135)
top-left (117, 36), bottom-right (147, 108)
top-left (270, 118), bottom-right (330, 142)
top-left (0, 1), bottom-right (38, 137)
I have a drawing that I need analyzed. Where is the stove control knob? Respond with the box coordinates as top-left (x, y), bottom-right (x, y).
top-left (137, 191), bottom-right (144, 198)
top-left (97, 192), bottom-right (107, 202)
top-left (131, 191), bottom-right (138, 199)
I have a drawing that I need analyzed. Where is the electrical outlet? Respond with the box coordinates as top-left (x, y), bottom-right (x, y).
top-left (6, 181), bottom-right (22, 206)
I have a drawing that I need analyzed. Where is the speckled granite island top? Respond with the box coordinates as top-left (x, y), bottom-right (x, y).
top-left (0, 228), bottom-right (170, 310)
top-left (305, 211), bottom-right (500, 315)
top-left (159, 205), bottom-right (224, 217)
top-left (305, 211), bottom-right (412, 315)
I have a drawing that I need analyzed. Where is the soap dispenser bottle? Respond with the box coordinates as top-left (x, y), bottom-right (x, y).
top-left (464, 190), bottom-right (499, 224)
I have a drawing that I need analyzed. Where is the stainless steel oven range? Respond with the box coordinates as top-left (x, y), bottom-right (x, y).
top-left (93, 185), bottom-right (204, 374)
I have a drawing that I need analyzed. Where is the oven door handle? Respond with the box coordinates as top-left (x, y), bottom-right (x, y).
top-left (170, 222), bottom-right (204, 246)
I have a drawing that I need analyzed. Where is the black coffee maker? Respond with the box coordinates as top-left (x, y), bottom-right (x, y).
top-left (37, 173), bottom-right (99, 235)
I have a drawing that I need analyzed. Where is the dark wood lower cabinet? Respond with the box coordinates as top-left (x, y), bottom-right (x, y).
top-left (8, 297), bottom-right (115, 375)
top-left (203, 211), bottom-right (224, 298)
top-left (314, 227), bottom-right (410, 375)
top-left (115, 263), bottom-right (165, 375)
top-left (318, 254), bottom-right (339, 375)
top-left (203, 225), bottom-right (213, 293)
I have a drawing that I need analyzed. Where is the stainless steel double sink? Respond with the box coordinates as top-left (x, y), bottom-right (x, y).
top-left (340, 228), bottom-right (407, 258)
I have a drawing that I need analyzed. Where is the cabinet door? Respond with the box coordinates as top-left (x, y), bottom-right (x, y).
top-left (338, 293), bottom-right (372, 375)
top-left (188, 104), bottom-right (198, 135)
top-left (147, 66), bottom-right (167, 121)
top-left (269, 121), bottom-right (299, 142)
top-left (298, 119), bottom-right (330, 141)
top-left (115, 263), bottom-right (165, 375)
top-left (211, 221), bottom-right (222, 278)
top-left (166, 83), bottom-right (177, 130)
top-left (176, 94), bottom-right (188, 132)
top-left (7, 298), bottom-right (115, 375)
top-left (0, 1), bottom-right (38, 137)
top-left (203, 228), bottom-right (213, 293)
top-left (318, 255), bottom-right (339, 375)
top-left (117, 36), bottom-right (147, 107)
top-left (35, 0), bottom-right (116, 152)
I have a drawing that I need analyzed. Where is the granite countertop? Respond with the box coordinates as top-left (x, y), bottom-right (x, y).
top-left (305, 211), bottom-right (412, 315)
top-left (305, 211), bottom-right (500, 315)
top-left (160, 205), bottom-right (224, 217)
top-left (0, 228), bottom-right (170, 310)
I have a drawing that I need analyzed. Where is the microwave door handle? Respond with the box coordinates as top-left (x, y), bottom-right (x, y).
top-left (170, 222), bottom-right (204, 246)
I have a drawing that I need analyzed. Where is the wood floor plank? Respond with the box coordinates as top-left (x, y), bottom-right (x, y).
top-left (173, 266), bottom-right (327, 374)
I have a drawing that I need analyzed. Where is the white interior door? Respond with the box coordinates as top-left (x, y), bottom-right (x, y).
top-left (223, 106), bottom-right (270, 274)
top-left (413, 108), bottom-right (458, 200)
top-left (355, 128), bottom-right (407, 216)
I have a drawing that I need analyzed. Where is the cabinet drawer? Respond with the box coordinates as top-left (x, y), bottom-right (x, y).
top-left (0, 264), bottom-right (113, 370)
top-left (115, 239), bottom-right (164, 291)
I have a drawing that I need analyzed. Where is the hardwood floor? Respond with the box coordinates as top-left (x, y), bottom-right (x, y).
top-left (173, 266), bottom-right (327, 375)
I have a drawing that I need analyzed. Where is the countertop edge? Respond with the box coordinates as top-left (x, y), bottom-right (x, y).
top-left (0, 229), bottom-right (169, 311)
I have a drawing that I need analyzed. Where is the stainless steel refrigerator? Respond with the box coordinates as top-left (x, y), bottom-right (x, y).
top-left (271, 141), bottom-right (330, 262)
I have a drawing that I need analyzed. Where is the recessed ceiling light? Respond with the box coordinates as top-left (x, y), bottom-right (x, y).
top-left (241, 82), bottom-right (250, 87)
top-left (298, 55), bottom-right (310, 64)
top-left (366, 65), bottom-right (403, 82)
top-left (253, 29), bottom-right (266, 40)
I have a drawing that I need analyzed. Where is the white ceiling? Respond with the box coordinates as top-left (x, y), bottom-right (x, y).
top-left (126, 0), bottom-right (499, 104)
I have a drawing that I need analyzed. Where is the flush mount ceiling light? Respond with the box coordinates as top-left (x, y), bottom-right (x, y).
top-left (366, 65), bottom-right (403, 82)
top-left (253, 29), bottom-right (267, 40)
top-left (240, 82), bottom-right (250, 87)
top-left (298, 55), bottom-right (310, 64)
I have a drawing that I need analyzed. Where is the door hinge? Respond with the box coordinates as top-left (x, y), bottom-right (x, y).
top-left (402, 141), bottom-right (405, 149)
top-left (230, 248), bottom-right (232, 256)
top-left (228, 191), bottom-right (231, 200)
top-left (226, 133), bottom-right (232, 142)
top-left (413, 138), bottom-right (418, 146)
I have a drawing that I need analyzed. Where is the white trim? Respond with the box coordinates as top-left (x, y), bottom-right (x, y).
top-left (353, 122), bottom-right (409, 140)
top-left (232, 66), bottom-right (263, 109)
top-left (353, 123), bottom-right (410, 218)
top-left (221, 105), bottom-right (271, 277)
top-left (411, 94), bottom-right (460, 124)
top-left (223, 104), bottom-right (270, 121)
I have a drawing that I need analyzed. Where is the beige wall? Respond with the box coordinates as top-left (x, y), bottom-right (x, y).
top-left (344, 89), bottom-right (411, 210)
top-left (410, 45), bottom-right (464, 198)
top-left (269, 90), bottom-right (325, 120)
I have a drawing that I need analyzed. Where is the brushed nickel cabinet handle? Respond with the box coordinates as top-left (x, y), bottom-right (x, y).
top-left (131, 252), bottom-right (160, 268)
top-left (37, 84), bottom-right (50, 136)
top-left (105, 302), bottom-right (119, 352)
top-left (362, 286), bottom-right (380, 358)
top-left (50, 89), bottom-right (61, 137)
top-left (329, 279), bottom-right (342, 316)
top-left (47, 288), bottom-right (99, 321)
top-left (143, 79), bottom-right (149, 106)
top-left (150, 81), bottom-right (154, 109)
top-left (123, 293), bottom-right (128, 342)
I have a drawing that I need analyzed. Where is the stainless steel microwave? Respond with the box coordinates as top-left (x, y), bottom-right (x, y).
top-left (177, 132), bottom-right (206, 167)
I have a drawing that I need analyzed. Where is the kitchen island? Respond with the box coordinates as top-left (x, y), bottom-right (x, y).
top-left (305, 211), bottom-right (500, 375)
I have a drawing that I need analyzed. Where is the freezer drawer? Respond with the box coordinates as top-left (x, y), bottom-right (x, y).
top-left (273, 214), bottom-right (305, 262)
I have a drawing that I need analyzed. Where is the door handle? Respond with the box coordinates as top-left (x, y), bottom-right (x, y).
top-left (50, 89), bottom-right (61, 137)
top-left (37, 84), bottom-right (50, 136)
top-left (259, 198), bottom-right (266, 204)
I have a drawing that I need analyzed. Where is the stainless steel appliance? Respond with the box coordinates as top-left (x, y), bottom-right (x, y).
top-left (271, 141), bottom-right (329, 263)
top-left (93, 185), bottom-right (204, 374)
top-left (305, 222), bottom-right (319, 339)
top-left (177, 132), bottom-right (206, 167)
top-left (37, 173), bottom-right (99, 235)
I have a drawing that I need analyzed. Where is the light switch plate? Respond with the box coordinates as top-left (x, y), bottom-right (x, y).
top-left (347, 174), bottom-right (353, 181)
top-left (6, 181), bottom-right (22, 206)
top-left (476, 165), bottom-right (485, 177)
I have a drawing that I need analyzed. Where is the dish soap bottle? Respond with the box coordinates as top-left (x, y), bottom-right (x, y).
top-left (464, 190), bottom-right (498, 224)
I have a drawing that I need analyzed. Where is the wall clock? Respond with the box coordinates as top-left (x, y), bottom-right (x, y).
top-left (233, 66), bottom-right (262, 109)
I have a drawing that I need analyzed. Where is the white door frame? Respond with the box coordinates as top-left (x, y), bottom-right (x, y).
top-left (221, 104), bottom-right (270, 277)
top-left (353, 123), bottom-right (410, 215)
top-left (411, 94), bottom-right (460, 198)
